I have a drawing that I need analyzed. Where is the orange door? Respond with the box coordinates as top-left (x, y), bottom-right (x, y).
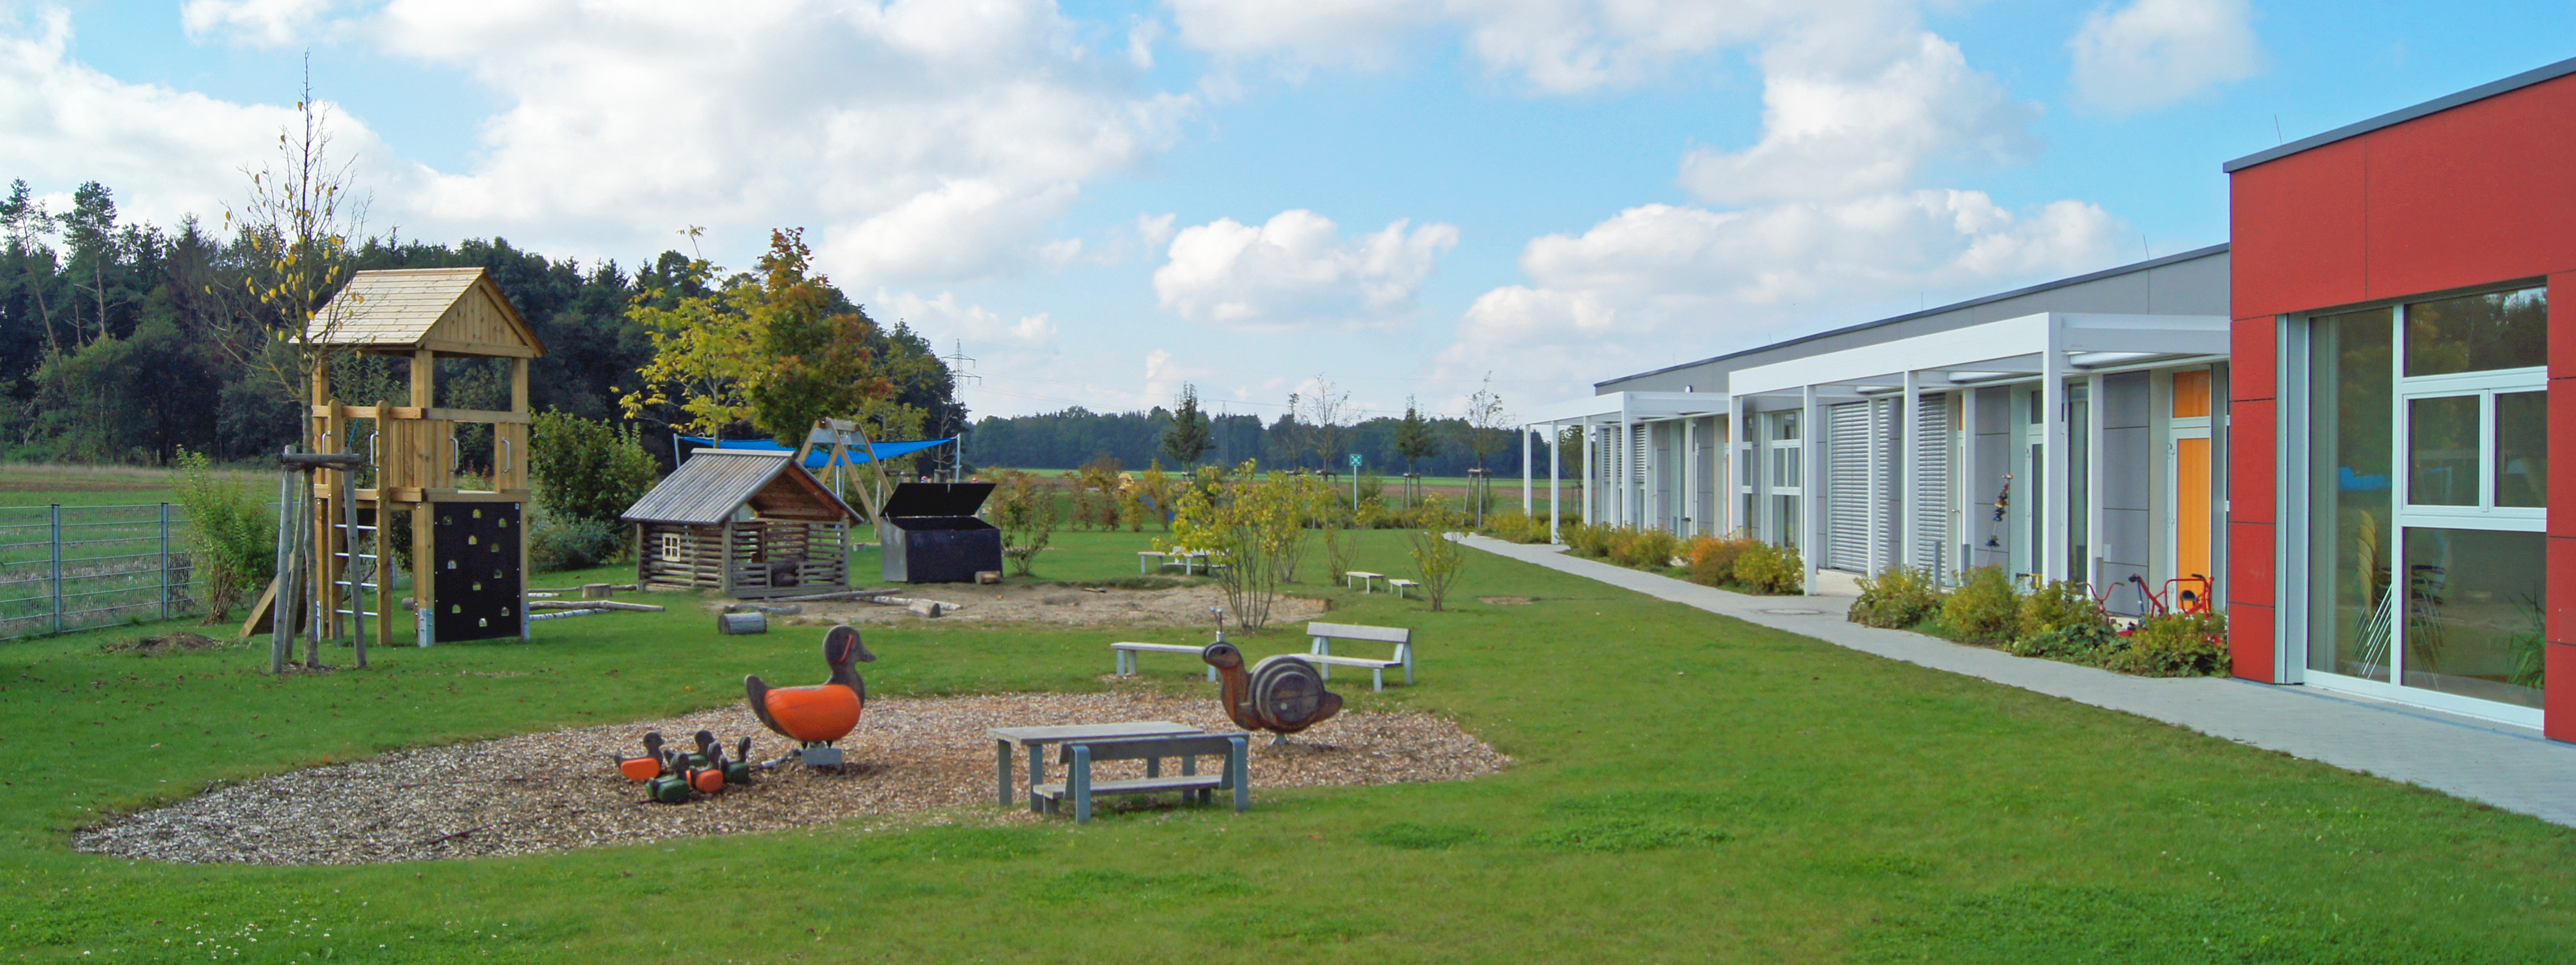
top-left (2176, 437), bottom-right (2210, 579)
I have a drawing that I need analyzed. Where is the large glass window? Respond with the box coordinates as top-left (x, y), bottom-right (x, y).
top-left (2306, 308), bottom-right (2393, 682)
top-left (2402, 527), bottom-right (2545, 708)
top-left (2497, 391), bottom-right (2547, 507)
top-left (2304, 286), bottom-right (2547, 712)
top-left (2406, 395), bottom-right (2479, 506)
top-left (2404, 287), bottom-right (2548, 376)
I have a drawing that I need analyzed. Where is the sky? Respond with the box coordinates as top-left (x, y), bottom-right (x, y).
top-left (5, 1), bottom-right (2573, 425)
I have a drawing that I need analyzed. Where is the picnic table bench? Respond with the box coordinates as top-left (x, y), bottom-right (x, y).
top-left (1138, 549), bottom-right (1218, 575)
top-left (1111, 641), bottom-right (1220, 680)
top-left (1032, 733), bottom-right (1250, 823)
top-left (1303, 621), bottom-right (1415, 691)
top-left (1344, 570), bottom-right (1385, 593)
top-left (988, 721), bottom-right (1203, 809)
top-left (1388, 578), bottom-right (1419, 598)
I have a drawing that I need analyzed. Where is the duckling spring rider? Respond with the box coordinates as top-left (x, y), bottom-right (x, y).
top-left (746, 625), bottom-right (875, 768)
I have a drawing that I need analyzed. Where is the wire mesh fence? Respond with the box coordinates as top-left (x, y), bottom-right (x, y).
top-left (0, 503), bottom-right (237, 642)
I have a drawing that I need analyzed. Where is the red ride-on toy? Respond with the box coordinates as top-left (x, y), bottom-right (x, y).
top-left (2126, 573), bottom-right (2212, 616)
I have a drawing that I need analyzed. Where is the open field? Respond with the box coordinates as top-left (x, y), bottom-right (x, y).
top-left (2, 529), bottom-right (2573, 961)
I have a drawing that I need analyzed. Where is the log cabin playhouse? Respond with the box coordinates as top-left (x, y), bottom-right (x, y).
top-left (622, 449), bottom-right (861, 598)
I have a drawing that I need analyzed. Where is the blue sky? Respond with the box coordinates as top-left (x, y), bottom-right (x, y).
top-left (7, 1), bottom-right (2573, 421)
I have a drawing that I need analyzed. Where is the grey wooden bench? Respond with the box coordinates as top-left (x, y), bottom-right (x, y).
top-left (1305, 621), bottom-right (1414, 691)
top-left (1111, 641), bottom-right (1220, 681)
top-left (1032, 733), bottom-right (1250, 823)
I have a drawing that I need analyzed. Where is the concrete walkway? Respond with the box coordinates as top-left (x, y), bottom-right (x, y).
top-left (1460, 535), bottom-right (2576, 828)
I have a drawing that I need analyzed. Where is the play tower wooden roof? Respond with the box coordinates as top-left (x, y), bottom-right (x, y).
top-left (307, 267), bottom-right (546, 358)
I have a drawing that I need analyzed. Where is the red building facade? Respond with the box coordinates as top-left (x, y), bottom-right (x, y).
top-left (2228, 58), bottom-right (2576, 736)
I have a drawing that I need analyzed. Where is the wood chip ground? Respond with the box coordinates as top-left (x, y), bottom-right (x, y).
top-left (75, 692), bottom-right (1506, 866)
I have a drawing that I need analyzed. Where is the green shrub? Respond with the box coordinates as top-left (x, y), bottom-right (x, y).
top-left (1685, 535), bottom-right (1750, 587)
top-left (1563, 522), bottom-right (1617, 559)
top-left (1610, 528), bottom-right (1679, 569)
top-left (2017, 580), bottom-right (2109, 641)
top-left (529, 410), bottom-right (660, 524)
top-left (1733, 541), bottom-right (1803, 594)
top-left (2105, 612), bottom-right (2230, 676)
top-left (528, 514), bottom-right (626, 572)
top-left (172, 448), bottom-right (274, 622)
top-left (1478, 510), bottom-right (1551, 544)
top-left (1941, 567), bottom-right (2019, 642)
top-left (2007, 620), bottom-right (2119, 660)
top-left (1850, 565), bottom-right (1944, 629)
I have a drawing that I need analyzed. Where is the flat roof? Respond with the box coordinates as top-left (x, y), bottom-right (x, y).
top-left (2224, 54), bottom-right (2576, 173)
top-left (1595, 243), bottom-right (2229, 389)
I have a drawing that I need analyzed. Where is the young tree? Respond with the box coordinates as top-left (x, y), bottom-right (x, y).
top-left (744, 228), bottom-right (894, 444)
top-left (1161, 383), bottom-right (1215, 466)
top-left (1457, 373), bottom-right (1510, 473)
top-left (212, 67), bottom-right (372, 444)
top-left (987, 469), bottom-right (1059, 576)
top-left (1289, 375), bottom-right (1350, 471)
top-left (1407, 496), bottom-right (1469, 612)
top-left (1391, 394), bottom-right (1439, 504)
top-left (619, 258), bottom-right (761, 437)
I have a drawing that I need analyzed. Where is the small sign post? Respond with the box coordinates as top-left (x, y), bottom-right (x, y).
top-left (1348, 453), bottom-right (1362, 511)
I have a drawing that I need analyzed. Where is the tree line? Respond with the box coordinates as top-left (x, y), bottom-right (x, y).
top-left (0, 179), bottom-right (963, 471)
top-left (964, 401), bottom-right (1559, 477)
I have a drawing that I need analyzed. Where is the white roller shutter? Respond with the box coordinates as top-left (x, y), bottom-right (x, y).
top-left (1826, 401), bottom-right (1870, 570)
top-left (1911, 394), bottom-right (1953, 573)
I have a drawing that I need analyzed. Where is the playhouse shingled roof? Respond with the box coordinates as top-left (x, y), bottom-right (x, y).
top-left (306, 267), bottom-right (547, 358)
top-left (621, 449), bottom-right (859, 526)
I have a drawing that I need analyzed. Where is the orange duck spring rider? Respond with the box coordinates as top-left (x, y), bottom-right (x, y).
top-left (746, 624), bottom-right (875, 769)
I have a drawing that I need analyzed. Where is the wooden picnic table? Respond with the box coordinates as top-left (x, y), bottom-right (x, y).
top-left (988, 721), bottom-right (1203, 809)
top-left (1344, 570), bottom-right (1386, 593)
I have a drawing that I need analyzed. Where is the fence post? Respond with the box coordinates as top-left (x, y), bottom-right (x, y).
top-left (49, 504), bottom-right (62, 635)
top-left (159, 502), bottom-right (172, 621)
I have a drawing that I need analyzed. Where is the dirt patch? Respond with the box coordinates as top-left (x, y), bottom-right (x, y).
top-left (100, 631), bottom-right (228, 656)
top-left (764, 582), bottom-right (1329, 629)
top-left (75, 691), bottom-right (1507, 866)
top-left (1478, 597), bottom-right (1535, 605)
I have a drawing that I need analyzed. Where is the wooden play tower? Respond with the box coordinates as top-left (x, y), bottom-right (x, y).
top-left (306, 267), bottom-right (546, 647)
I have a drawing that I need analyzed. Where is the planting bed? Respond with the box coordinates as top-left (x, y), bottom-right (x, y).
top-left (75, 690), bottom-right (1505, 866)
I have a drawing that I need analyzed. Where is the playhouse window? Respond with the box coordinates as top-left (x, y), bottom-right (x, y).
top-left (660, 532), bottom-right (683, 561)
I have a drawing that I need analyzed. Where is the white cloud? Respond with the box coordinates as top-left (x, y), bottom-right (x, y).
top-left (179, 0), bottom-right (341, 46)
top-left (1439, 192), bottom-right (2120, 389)
top-left (1153, 210), bottom-right (1457, 328)
top-left (1169, 0), bottom-right (1808, 94)
top-left (0, 8), bottom-right (387, 230)
top-left (2068, 0), bottom-right (2261, 115)
top-left (1677, 18), bottom-right (2035, 204)
top-left (873, 288), bottom-right (1058, 347)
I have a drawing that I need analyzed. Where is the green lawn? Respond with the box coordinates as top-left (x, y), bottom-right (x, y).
top-left (2, 528), bottom-right (2573, 962)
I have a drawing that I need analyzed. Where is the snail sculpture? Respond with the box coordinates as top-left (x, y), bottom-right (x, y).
top-left (1199, 609), bottom-right (1342, 742)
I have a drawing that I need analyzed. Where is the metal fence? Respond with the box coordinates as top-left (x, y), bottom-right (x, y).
top-left (0, 503), bottom-right (208, 641)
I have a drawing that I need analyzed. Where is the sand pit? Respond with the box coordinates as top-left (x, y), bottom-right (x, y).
top-left (763, 582), bottom-right (1330, 629)
top-left (76, 691), bottom-right (1506, 866)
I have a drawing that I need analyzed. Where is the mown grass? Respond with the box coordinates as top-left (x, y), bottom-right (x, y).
top-left (1, 528), bottom-right (2573, 962)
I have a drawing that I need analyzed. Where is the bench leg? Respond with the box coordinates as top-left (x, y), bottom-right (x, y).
top-left (1404, 658), bottom-right (1414, 687)
top-left (1028, 744), bottom-right (1046, 814)
top-left (996, 739), bottom-right (1013, 807)
top-left (1071, 746), bottom-right (1092, 824)
top-left (1228, 736), bottom-right (1249, 812)
top-left (1372, 667), bottom-right (1383, 692)
top-left (1206, 664), bottom-right (1217, 684)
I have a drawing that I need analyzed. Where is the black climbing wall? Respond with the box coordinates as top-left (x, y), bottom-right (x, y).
top-left (432, 503), bottom-right (522, 643)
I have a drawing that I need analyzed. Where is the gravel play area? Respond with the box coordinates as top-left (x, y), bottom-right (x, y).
top-left (768, 582), bottom-right (1331, 629)
top-left (75, 691), bottom-right (1507, 866)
